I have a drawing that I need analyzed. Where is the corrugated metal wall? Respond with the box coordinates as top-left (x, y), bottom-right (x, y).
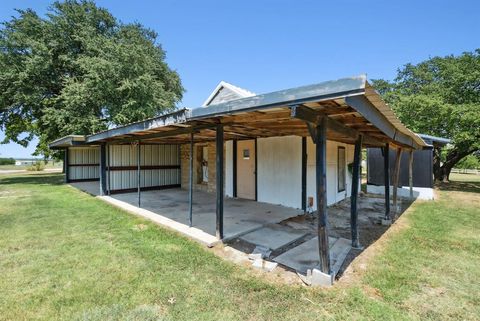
top-left (68, 147), bottom-right (100, 181)
top-left (367, 148), bottom-right (433, 188)
top-left (107, 144), bottom-right (181, 193)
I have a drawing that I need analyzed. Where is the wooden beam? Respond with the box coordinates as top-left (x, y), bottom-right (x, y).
top-left (291, 105), bottom-right (384, 146)
top-left (216, 124), bottom-right (224, 239)
top-left (392, 148), bottom-right (402, 217)
top-left (350, 135), bottom-right (362, 248)
top-left (316, 116), bottom-right (331, 274)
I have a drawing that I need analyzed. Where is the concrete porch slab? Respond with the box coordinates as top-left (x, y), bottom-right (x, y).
top-left (240, 224), bottom-right (308, 251)
top-left (70, 182), bottom-right (303, 243)
top-left (273, 236), bottom-right (351, 276)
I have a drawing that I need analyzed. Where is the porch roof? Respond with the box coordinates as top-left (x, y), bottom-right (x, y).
top-left (49, 75), bottom-right (427, 150)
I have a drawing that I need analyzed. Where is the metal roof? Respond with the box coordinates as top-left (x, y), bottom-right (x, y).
top-left (417, 134), bottom-right (451, 146)
top-left (49, 75), bottom-right (427, 150)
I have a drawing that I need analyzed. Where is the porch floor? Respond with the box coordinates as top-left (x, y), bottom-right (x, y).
top-left (70, 182), bottom-right (304, 241)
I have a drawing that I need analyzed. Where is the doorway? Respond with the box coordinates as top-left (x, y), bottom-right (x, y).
top-left (236, 140), bottom-right (256, 200)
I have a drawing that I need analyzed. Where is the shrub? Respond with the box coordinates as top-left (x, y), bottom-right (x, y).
top-left (0, 157), bottom-right (15, 165)
top-left (26, 161), bottom-right (45, 171)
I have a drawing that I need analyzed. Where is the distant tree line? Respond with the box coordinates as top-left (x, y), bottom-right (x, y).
top-left (0, 157), bottom-right (15, 165)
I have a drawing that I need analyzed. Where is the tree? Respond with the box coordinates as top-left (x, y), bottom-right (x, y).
top-left (372, 50), bottom-right (480, 182)
top-left (0, 1), bottom-right (184, 157)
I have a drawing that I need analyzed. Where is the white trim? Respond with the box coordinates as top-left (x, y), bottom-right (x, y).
top-left (202, 81), bottom-right (255, 107)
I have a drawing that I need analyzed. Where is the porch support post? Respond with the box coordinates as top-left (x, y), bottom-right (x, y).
top-left (350, 134), bottom-right (363, 249)
top-left (137, 141), bottom-right (141, 208)
top-left (99, 143), bottom-right (107, 196)
top-left (216, 124), bottom-right (224, 239)
top-left (188, 131), bottom-right (194, 227)
top-left (409, 149), bottom-right (414, 199)
top-left (64, 148), bottom-right (69, 183)
top-left (301, 137), bottom-right (307, 212)
top-left (232, 140), bottom-right (237, 198)
top-left (392, 147), bottom-right (402, 217)
top-left (316, 116), bottom-right (331, 274)
top-left (106, 143), bottom-right (110, 195)
top-left (383, 143), bottom-right (391, 221)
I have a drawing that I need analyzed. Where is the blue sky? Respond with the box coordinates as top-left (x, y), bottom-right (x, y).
top-left (1, 0), bottom-right (479, 158)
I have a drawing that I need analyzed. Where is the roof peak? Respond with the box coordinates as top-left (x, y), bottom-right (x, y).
top-left (202, 81), bottom-right (255, 107)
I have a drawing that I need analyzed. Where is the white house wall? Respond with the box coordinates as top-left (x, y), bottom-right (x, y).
top-left (107, 144), bottom-right (180, 192)
top-left (257, 136), bottom-right (303, 208)
top-left (225, 140), bottom-right (234, 197)
top-left (67, 147), bottom-right (100, 181)
top-left (306, 138), bottom-right (355, 209)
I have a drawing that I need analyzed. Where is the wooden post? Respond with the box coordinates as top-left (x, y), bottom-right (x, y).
top-left (392, 148), bottom-right (402, 216)
top-left (99, 143), bottom-right (107, 196)
top-left (384, 144), bottom-right (390, 220)
top-left (216, 124), bottom-right (224, 239)
top-left (188, 131), bottom-right (194, 227)
top-left (409, 149), bottom-right (414, 199)
top-left (137, 141), bottom-right (141, 208)
top-left (316, 116), bottom-right (330, 274)
top-left (350, 135), bottom-right (362, 248)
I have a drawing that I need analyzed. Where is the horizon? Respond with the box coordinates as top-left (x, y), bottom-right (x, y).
top-left (1, 0), bottom-right (478, 158)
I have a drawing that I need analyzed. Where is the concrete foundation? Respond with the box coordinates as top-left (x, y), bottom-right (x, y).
top-left (71, 182), bottom-right (303, 242)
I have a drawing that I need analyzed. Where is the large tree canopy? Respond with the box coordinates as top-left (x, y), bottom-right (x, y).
top-left (0, 0), bottom-right (184, 157)
top-left (372, 50), bottom-right (480, 181)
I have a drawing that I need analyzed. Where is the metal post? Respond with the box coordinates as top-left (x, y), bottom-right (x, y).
top-left (233, 140), bottom-right (237, 198)
top-left (137, 141), bottom-right (141, 208)
top-left (188, 131), bottom-right (194, 227)
top-left (384, 144), bottom-right (390, 220)
top-left (99, 144), bottom-right (107, 196)
top-left (316, 116), bottom-right (330, 274)
top-left (392, 148), bottom-right (402, 216)
top-left (301, 137), bottom-right (307, 212)
top-left (106, 143), bottom-right (110, 195)
top-left (350, 135), bottom-right (362, 248)
top-left (64, 148), bottom-right (69, 183)
top-left (216, 124), bottom-right (224, 239)
top-left (409, 150), bottom-right (414, 199)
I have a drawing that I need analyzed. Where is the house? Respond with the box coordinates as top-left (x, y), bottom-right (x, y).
top-left (366, 134), bottom-right (451, 200)
top-left (49, 75), bottom-right (427, 283)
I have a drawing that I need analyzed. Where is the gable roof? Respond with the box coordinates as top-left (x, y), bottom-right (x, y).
top-left (202, 81), bottom-right (255, 107)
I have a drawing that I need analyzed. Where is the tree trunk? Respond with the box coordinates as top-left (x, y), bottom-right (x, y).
top-left (434, 147), bottom-right (478, 182)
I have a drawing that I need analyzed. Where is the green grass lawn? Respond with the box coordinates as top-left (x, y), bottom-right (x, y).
top-left (0, 161), bottom-right (63, 171)
top-left (0, 173), bottom-right (479, 320)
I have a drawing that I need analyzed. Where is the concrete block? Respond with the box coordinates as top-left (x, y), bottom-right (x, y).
top-left (251, 258), bottom-right (278, 272)
top-left (310, 269), bottom-right (334, 287)
top-left (381, 219), bottom-right (392, 226)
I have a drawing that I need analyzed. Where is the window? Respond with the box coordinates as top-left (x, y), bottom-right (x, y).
top-left (243, 148), bottom-right (250, 159)
top-left (338, 147), bottom-right (346, 192)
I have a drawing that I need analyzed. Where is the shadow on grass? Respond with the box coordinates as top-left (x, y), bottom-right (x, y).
top-left (0, 173), bottom-right (64, 186)
top-left (436, 180), bottom-right (480, 194)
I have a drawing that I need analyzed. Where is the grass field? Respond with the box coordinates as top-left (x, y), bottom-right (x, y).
top-left (0, 160), bottom-right (63, 171)
top-left (0, 173), bottom-right (478, 320)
